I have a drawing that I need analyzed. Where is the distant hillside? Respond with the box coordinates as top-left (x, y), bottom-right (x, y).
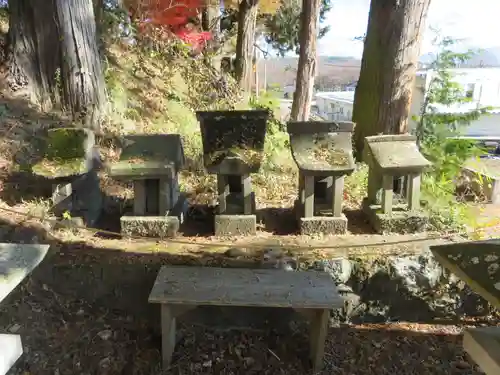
top-left (419, 46), bottom-right (500, 67)
top-left (259, 46), bottom-right (500, 91)
top-left (258, 56), bottom-right (361, 89)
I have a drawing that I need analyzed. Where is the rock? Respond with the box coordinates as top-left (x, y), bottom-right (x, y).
top-left (307, 249), bottom-right (494, 322)
top-left (314, 258), bottom-right (352, 284)
top-left (97, 329), bottom-right (113, 341)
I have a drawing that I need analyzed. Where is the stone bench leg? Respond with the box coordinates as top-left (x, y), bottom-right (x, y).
top-left (309, 309), bottom-right (330, 372)
top-left (161, 304), bottom-right (195, 368)
top-left (295, 308), bottom-right (330, 372)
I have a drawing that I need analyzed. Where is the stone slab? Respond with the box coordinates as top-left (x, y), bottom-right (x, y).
top-left (362, 199), bottom-right (429, 234)
top-left (120, 216), bottom-right (180, 238)
top-left (0, 244), bottom-right (50, 303)
top-left (214, 215), bottom-right (256, 236)
top-left (463, 327), bottom-right (500, 375)
top-left (149, 265), bottom-right (342, 308)
top-left (299, 215), bottom-right (348, 235)
top-left (430, 239), bottom-right (500, 309)
top-left (0, 334), bottom-right (22, 375)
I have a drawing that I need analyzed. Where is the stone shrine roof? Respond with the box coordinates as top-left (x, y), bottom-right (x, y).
top-left (109, 134), bottom-right (185, 179)
top-left (364, 134), bottom-right (430, 174)
top-left (287, 121), bottom-right (356, 175)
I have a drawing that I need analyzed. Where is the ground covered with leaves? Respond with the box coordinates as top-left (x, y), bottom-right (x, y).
top-left (0, 240), bottom-right (493, 375)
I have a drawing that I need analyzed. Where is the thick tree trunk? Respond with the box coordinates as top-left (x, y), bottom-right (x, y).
top-left (7, 0), bottom-right (106, 131)
top-left (352, 0), bottom-right (431, 160)
top-left (290, 0), bottom-right (320, 121)
top-left (234, 0), bottom-right (258, 92)
top-left (7, 0), bottom-right (61, 108)
top-left (56, 0), bottom-right (107, 130)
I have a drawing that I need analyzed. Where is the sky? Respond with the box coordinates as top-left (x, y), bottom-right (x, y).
top-left (316, 0), bottom-right (500, 57)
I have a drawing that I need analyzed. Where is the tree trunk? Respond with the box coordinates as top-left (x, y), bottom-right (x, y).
top-left (56, 0), bottom-right (107, 130)
top-left (234, 0), bottom-right (258, 92)
top-left (352, 0), bottom-right (431, 160)
top-left (290, 0), bottom-right (320, 121)
top-left (7, 0), bottom-right (107, 131)
top-left (7, 0), bottom-right (61, 109)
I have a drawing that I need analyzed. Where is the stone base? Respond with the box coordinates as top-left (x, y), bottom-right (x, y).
top-left (0, 334), bottom-right (23, 375)
top-left (214, 215), bottom-right (256, 236)
top-left (299, 215), bottom-right (348, 235)
top-left (362, 199), bottom-right (429, 234)
top-left (120, 215), bottom-right (180, 238)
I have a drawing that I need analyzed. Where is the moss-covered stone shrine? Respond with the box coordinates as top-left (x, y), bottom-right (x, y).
top-left (108, 134), bottom-right (186, 238)
top-left (196, 110), bottom-right (269, 236)
top-left (288, 121), bottom-right (356, 234)
top-left (362, 134), bottom-right (430, 234)
top-left (31, 127), bottom-right (102, 226)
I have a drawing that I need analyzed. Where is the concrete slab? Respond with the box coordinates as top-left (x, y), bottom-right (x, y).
top-left (299, 215), bottom-right (348, 235)
top-left (214, 215), bottom-right (257, 236)
top-left (362, 199), bottom-right (429, 234)
top-left (120, 216), bottom-right (180, 238)
top-left (0, 334), bottom-right (22, 375)
top-left (0, 243), bottom-right (50, 303)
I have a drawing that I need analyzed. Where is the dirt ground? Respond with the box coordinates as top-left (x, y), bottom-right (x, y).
top-left (0, 238), bottom-right (494, 375)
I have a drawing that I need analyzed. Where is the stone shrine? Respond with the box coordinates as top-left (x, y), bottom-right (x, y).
top-left (288, 121), bottom-right (356, 234)
top-left (31, 127), bottom-right (102, 226)
top-left (196, 110), bottom-right (269, 236)
top-left (362, 134), bottom-right (430, 234)
top-left (109, 134), bottom-right (186, 237)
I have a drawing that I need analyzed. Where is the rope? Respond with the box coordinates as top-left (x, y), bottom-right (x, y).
top-left (0, 205), bottom-right (483, 251)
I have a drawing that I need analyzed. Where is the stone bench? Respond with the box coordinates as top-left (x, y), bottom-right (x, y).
top-left (463, 327), bottom-right (500, 375)
top-left (148, 266), bottom-right (342, 372)
top-left (430, 240), bottom-right (500, 375)
top-left (0, 243), bottom-right (50, 375)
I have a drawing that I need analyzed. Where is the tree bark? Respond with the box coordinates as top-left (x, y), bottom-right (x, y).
top-left (7, 0), bottom-right (107, 131)
top-left (7, 0), bottom-right (61, 109)
top-left (56, 0), bottom-right (107, 130)
top-left (234, 0), bottom-right (258, 92)
top-left (290, 0), bottom-right (320, 121)
top-left (352, 0), bottom-right (431, 159)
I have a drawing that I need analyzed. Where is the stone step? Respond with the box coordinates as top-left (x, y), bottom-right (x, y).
top-left (0, 334), bottom-right (22, 375)
top-left (0, 243), bottom-right (50, 304)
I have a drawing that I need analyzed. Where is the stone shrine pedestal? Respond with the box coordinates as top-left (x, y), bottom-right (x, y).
top-left (31, 128), bottom-right (102, 227)
top-left (288, 121), bottom-right (356, 235)
top-left (109, 134), bottom-right (187, 238)
top-left (362, 134), bottom-right (431, 234)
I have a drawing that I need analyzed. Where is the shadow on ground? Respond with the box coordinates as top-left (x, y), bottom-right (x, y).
top-left (0, 218), bottom-right (490, 375)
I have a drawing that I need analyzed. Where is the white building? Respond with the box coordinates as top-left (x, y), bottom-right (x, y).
top-left (315, 68), bottom-right (500, 138)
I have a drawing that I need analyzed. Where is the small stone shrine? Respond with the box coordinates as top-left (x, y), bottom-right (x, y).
top-left (196, 110), bottom-right (269, 236)
top-left (288, 121), bottom-right (356, 234)
top-left (362, 134), bottom-right (430, 234)
top-left (430, 240), bottom-right (500, 375)
top-left (31, 128), bottom-right (102, 226)
top-left (108, 134), bottom-right (186, 238)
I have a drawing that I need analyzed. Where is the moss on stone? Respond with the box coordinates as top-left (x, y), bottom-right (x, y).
top-left (32, 158), bottom-right (87, 178)
top-left (44, 128), bottom-right (88, 160)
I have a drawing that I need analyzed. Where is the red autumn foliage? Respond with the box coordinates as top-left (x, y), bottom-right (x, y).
top-left (131, 0), bottom-right (213, 51)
